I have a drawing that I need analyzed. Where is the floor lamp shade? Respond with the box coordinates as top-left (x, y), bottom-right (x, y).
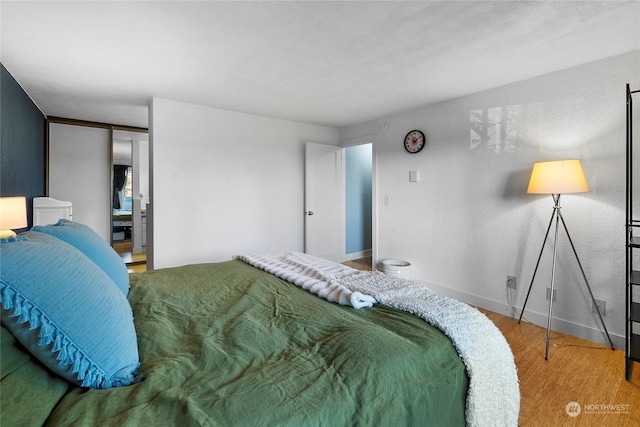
top-left (527, 160), bottom-right (590, 194)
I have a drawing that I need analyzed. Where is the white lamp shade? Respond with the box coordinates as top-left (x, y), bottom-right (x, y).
top-left (0, 197), bottom-right (28, 230)
top-left (527, 160), bottom-right (590, 194)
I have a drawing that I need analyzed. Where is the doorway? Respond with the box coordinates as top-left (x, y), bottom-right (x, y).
top-left (344, 143), bottom-right (373, 266)
top-left (304, 137), bottom-right (375, 267)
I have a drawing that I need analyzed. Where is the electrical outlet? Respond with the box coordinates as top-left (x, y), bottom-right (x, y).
top-left (506, 275), bottom-right (517, 289)
top-left (546, 287), bottom-right (557, 301)
top-left (592, 299), bottom-right (606, 316)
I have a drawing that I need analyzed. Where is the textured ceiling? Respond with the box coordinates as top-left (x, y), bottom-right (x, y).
top-left (1, 1), bottom-right (639, 129)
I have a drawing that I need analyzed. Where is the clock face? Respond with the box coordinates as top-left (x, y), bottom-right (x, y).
top-left (404, 130), bottom-right (425, 153)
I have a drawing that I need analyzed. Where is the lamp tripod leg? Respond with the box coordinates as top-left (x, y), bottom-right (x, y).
top-left (519, 206), bottom-right (556, 323)
top-left (557, 210), bottom-right (616, 350)
top-left (545, 207), bottom-right (561, 360)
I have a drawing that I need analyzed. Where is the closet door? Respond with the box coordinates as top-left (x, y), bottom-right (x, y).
top-left (48, 122), bottom-right (111, 242)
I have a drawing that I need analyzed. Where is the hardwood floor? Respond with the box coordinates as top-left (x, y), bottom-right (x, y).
top-left (342, 256), bottom-right (372, 271)
top-left (113, 241), bottom-right (147, 273)
top-left (343, 257), bottom-right (640, 426)
top-left (126, 262), bottom-right (147, 273)
top-left (482, 309), bottom-right (640, 426)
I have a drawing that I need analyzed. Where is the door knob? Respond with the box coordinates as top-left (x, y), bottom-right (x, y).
top-left (307, 211), bottom-right (314, 216)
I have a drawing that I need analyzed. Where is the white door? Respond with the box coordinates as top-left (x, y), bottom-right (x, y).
top-left (304, 142), bottom-right (344, 262)
top-left (131, 138), bottom-right (149, 254)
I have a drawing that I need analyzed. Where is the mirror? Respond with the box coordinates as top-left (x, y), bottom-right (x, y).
top-left (112, 129), bottom-right (149, 267)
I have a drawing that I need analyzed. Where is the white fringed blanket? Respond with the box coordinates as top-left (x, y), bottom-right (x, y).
top-left (234, 252), bottom-right (376, 308)
top-left (238, 252), bottom-right (520, 427)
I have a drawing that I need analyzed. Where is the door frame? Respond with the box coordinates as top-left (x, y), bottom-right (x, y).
top-left (340, 134), bottom-right (378, 269)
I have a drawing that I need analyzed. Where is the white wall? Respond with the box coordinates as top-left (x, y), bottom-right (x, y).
top-left (340, 50), bottom-right (640, 347)
top-left (150, 98), bottom-right (339, 269)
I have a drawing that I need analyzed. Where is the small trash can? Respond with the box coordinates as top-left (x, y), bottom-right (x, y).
top-left (382, 259), bottom-right (411, 278)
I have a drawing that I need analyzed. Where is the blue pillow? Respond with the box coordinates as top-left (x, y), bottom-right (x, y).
top-left (0, 232), bottom-right (141, 388)
top-left (32, 220), bottom-right (129, 295)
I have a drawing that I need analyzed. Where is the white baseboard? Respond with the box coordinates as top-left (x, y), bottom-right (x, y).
top-left (343, 249), bottom-right (372, 262)
top-left (421, 280), bottom-right (623, 350)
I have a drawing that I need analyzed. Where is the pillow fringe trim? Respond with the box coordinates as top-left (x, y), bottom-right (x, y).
top-left (1, 282), bottom-right (122, 388)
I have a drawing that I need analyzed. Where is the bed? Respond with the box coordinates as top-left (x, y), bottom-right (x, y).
top-left (32, 197), bottom-right (72, 226)
top-left (1, 221), bottom-right (519, 426)
top-left (112, 208), bottom-right (132, 241)
top-left (112, 209), bottom-right (132, 225)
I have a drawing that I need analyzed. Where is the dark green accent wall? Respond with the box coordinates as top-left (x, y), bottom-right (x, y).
top-left (1, 63), bottom-right (46, 228)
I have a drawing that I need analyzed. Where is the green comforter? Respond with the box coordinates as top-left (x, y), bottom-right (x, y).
top-left (47, 260), bottom-right (467, 426)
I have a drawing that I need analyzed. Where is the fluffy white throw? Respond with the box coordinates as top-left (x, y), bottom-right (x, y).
top-left (237, 252), bottom-right (520, 427)
top-left (235, 252), bottom-right (376, 308)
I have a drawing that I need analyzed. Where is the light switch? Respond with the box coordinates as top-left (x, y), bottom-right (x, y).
top-left (409, 170), bottom-right (420, 182)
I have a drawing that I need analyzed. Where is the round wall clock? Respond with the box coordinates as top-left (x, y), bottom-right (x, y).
top-left (404, 130), bottom-right (425, 154)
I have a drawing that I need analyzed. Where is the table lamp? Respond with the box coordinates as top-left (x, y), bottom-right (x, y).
top-left (0, 196), bottom-right (28, 239)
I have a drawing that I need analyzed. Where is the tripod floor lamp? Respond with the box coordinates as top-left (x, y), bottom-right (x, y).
top-left (518, 159), bottom-right (615, 359)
